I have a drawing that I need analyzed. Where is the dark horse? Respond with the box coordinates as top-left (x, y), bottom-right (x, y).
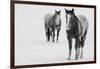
top-left (65, 8), bottom-right (88, 60)
top-left (44, 10), bottom-right (61, 42)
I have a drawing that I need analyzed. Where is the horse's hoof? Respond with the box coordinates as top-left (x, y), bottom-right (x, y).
top-left (75, 57), bottom-right (78, 60)
top-left (52, 40), bottom-right (55, 42)
top-left (67, 57), bottom-right (71, 60)
top-left (56, 41), bottom-right (58, 43)
top-left (47, 40), bottom-right (49, 42)
top-left (52, 41), bottom-right (54, 42)
top-left (80, 56), bottom-right (83, 59)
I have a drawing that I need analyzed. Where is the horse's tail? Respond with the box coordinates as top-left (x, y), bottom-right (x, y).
top-left (83, 28), bottom-right (88, 41)
top-left (80, 29), bottom-right (87, 48)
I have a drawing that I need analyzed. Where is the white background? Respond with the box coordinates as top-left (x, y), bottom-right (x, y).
top-left (0, 0), bottom-right (100, 69)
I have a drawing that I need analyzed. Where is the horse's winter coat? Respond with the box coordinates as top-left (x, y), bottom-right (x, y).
top-left (44, 10), bottom-right (61, 42)
top-left (65, 8), bottom-right (88, 60)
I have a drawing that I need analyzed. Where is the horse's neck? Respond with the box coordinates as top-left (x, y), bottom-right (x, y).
top-left (53, 14), bottom-right (61, 25)
top-left (70, 14), bottom-right (79, 30)
top-left (52, 14), bottom-right (56, 20)
top-left (51, 14), bottom-right (56, 23)
top-left (71, 14), bottom-right (79, 24)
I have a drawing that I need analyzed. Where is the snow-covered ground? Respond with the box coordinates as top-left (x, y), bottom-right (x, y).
top-left (15, 40), bottom-right (94, 65)
top-left (15, 4), bottom-right (94, 65)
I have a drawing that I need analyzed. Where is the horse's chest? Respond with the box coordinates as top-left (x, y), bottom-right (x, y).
top-left (55, 16), bottom-right (60, 25)
top-left (49, 20), bottom-right (61, 29)
top-left (67, 27), bottom-right (79, 37)
top-left (49, 24), bottom-right (60, 30)
top-left (55, 25), bottom-right (61, 29)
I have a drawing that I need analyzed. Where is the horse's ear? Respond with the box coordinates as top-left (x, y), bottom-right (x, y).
top-left (65, 8), bottom-right (68, 13)
top-left (59, 10), bottom-right (61, 14)
top-left (55, 10), bottom-right (57, 13)
top-left (72, 8), bottom-right (74, 12)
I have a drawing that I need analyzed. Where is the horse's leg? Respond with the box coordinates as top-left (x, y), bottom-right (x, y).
top-left (67, 37), bottom-right (72, 60)
top-left (77, 44), bottom-right (80, 59)
top-left (80, 46), bottom-right (83, 58)
top-left (46, 28), bottom-right (49, 41)
top-left (80, 30), bottom-right (87, 58)
top-left (80, 39), bottom-right (85, 58)
top-left (52, 29), bottom-right (55, 42)
top-left (45, 23), bottom-right (48, 41)
top-left (56, 29), bottom-right (60, 43)
top-left (48, 28), bottom-right (50, 41)
top-left (75, 38), bottom-right (80, 60)
top-left (46, 30), bottom-right (49, 42)
top-left (45, 27), bottom-right (50, 42)
top-left (46, 31), bottom-right (48, 41)
top-left (50, 29), bottom-right (52, 41)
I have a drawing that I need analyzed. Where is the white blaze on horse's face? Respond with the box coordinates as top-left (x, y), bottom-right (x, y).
top-left (56, 15), bottom-right (60, 25)
top-left (66, 14), bottom-right (71, 30)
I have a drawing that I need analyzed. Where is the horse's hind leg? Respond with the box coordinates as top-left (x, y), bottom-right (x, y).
top-left (80, 38), bottom-right (85, 58)
top-left (80, 30), bottom-right (87, 58)
top-left (80, 40), bottom-right (85, 58)
top-left (67, 37), bottom-right (72, 60)
top-left (47, 28), bottom-right (50, 41)
top-left (75, 38), bottom-right (80, 60)
top-left (46, 30), bottom-right (48, 41)
top-left (56, 29), bottom-right (60, 43)
top-left (45, 27), bottom-right (50, 42)
top-left (45, 23), bottom-right (48, 41)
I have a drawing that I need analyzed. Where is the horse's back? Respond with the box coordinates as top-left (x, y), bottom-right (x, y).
top-left (78, 15), bottom-right (88, 37)
top-left (44, 13), bottom-right (53, 24)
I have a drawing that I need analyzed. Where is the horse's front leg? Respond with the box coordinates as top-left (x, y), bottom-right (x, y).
top-left (75, 38), bottom-right (80, 60)
top-left (56, 29), bottom-right (60, 43)
top-left (52, 29), bottom-right (55, 42)
top-left (67, 37), bottom-right (72, 60)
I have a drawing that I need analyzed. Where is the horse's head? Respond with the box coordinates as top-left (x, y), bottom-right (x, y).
top-left (53, 10), bottom-right (61, 25)
top-left (65, 8), bottom-right (75, 30)
top-left (55, 10), bottom-right (61, 15)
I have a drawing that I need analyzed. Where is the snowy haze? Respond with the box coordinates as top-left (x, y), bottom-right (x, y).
top-left (15, 4), bottom-right (94, 65)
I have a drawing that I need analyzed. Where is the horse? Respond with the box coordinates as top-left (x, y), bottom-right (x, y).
top-left (44, 10), bottom-right (61, 42)
top-left (65, 8), bottom-right (88, 60)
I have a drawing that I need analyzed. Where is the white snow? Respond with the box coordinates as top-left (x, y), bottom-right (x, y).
top-left (15, 40), bottom-right (94, 65)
